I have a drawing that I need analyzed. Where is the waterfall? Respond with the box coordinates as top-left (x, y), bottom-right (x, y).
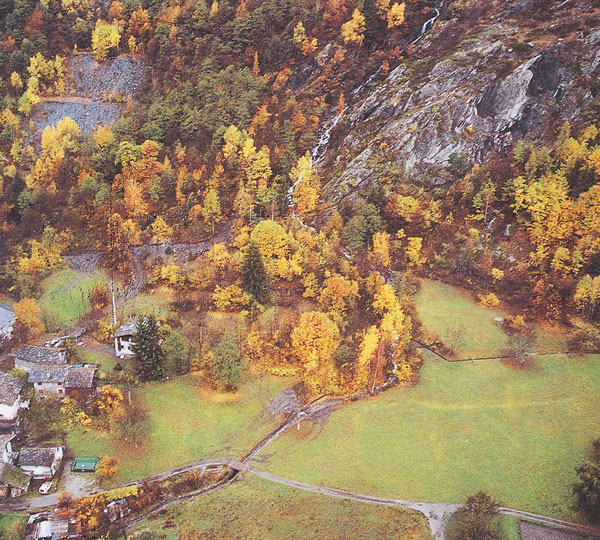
top-left (310, 108), bottom-right (347, 166)
top-left (410, 1), bottom-right (444, 46)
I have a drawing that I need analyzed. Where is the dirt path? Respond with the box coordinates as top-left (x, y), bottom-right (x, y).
top-left (4, 391), bottom-right (600, 540)
top-left (39, 96), bottom-right (95, 104)
top-left (520, 520), bottom-right (586, 540)
top-left (222, 463), bottom-right (600, 540)
top-left (225, 461), bottom-right (459, 540)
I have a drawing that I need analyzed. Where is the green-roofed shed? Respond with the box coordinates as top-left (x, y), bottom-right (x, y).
top-left (71, 458), bottom-right (98, 472)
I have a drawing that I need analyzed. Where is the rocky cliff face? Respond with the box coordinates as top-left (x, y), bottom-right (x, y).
top-left (316, 0), bottom-right (600, 196)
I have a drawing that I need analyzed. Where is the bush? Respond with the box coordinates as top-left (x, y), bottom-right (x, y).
top-left (448, 492), bottom-right (500, 540)
top-left (568, 323), bottom-right (600, 353)
top-left (478, 292), bottom-right (500, 308)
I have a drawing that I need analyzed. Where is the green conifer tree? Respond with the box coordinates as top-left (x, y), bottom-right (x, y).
top-left (361, 0), bottom-right (382, 46)
top-left (241, 241), bottom-right (270, 304)
top-left (132, 316), bottom-right (165, 381)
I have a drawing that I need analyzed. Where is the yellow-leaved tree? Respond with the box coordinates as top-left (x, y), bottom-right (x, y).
top-left (370, 231), bottom-right (391, 268)
top-left (341, 8), bottom-right (365, 46)
top-left (291, 311), bottom-right (340, 394)
top-left (318, 273), bottom-right (359, 327)
top-left (291, 152), bottom-right (321, 218)
top-left (14, 298), bottom-right (44, 337)
top-left (386, 2), bottom-right (405, 28)
top-left (92, 20), bottom-right (122, 61)
top-left (249, 220), bottom-right (290, 274)
top-left (151, 216), bottom-right (173, 242)
top-left (354, 325), bottom-right (380, 391)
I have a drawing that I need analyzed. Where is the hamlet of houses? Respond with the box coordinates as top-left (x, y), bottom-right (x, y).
top-left (0, 344), bottom-right (99, 499)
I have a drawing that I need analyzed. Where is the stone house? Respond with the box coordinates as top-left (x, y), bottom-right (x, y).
top-left (0, 370), bottom-right (28, 432)
top-left (0, 462), bottom-right (30, 497)
top-left (28, 366), bottom-right (69, 397)
top-left (28, 364), bottom-right (97, 399)
top-left (13, 346), bottom-right (67, 373)
top-left (19, 446), bottom-right (64, 479)
top-left (114, 321), bottom-right (136, 357)
top-left (65, 365), bottom-right (97, 400)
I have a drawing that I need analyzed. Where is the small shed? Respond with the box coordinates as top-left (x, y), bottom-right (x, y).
top-left (0, 462), bottom-right (31, 497)
top-left (71, 458), bottom-right (98, 473)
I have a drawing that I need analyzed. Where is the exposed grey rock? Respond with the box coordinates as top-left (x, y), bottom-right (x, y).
top-left (317, 11), bottom-right (600, 196)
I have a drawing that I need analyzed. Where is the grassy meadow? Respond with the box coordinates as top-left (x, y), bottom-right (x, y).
top-left (256, 352), bottom-right (600, 521)
top-left (0, 513), bottom-right (26, 540)
top-left (67, 373), bottom-right (293, 484)
top-left (415, 279), bottom-right (568, 359)
top-left (38, 269), bottom-right (104, 329)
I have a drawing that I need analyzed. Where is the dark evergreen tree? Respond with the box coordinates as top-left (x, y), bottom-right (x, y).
top-left (241, 241), bottom-right (270, 303)
top-left (132, 316), bottom-right (165, 381)
top-left (574, 462), bottom-right (600, 521)
top-left (361, 0), bottom-right (383, 47)
top-left (447, 492), bottom-right (500, 540)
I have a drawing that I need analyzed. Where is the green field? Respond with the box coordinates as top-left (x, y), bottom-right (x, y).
top-left (0, 513), bottom-right (26, 540)
top-left (133, 475), bottom-right (431, 540)
top-left (77, 349), bottom-right (116, 376)
top-left (120, 287), bottom-right (175, 321)
top-left (67, 374), bottom-right (292, 484)
top-left (257, 352), bottom-right (600, 521)
top-left (38, 269), bottom-right (104, 329)
top-left (415, 279), bottom-right (568, 359)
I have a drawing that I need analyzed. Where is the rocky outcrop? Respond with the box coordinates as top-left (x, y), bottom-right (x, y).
top-left (318, 6), bottom-right (600, 197)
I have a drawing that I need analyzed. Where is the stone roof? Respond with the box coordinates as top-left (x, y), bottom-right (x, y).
top-left (65, 365), bottom-right (97, 389)
top-left (19, 447), bottom-right (62, 468)
top-left (28, 365), bottom-right (68, 384)
top-left (0, 304), bottom-right (15, 328)
top-left (28, 364), bottom-right (97, 388)
top-left (0, 462), bottom-right (30, 490)
top-left (13, 345), bottom-right (66, 365)
top-left (114, 320), bottom-right (136, 338)
top-left (0, 371), bottom-right (25, 406)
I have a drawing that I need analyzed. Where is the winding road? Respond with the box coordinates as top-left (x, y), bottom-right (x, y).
top-left (5, 392), bottom-right (600, 540)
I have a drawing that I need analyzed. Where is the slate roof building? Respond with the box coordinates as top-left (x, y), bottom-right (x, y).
top-left (13, 346), bottom-right (67, 373)
top-left (0, 461), bottom-right (31, 497)
top-left (28, 366), bottom-right (69, 397)
top-left (114, 321), bottom-right (136, 357)
top-left (0, 371), bottom-right (27, 431)
top-left (19, 446), bottom-right (64, 479)
top-left (65, 365), bottom-right (97, 400)
top-left (28, 364), bottom-right (97, 399)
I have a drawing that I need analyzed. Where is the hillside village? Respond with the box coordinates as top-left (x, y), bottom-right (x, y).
top-left (2, 0), bottom-right (600, 539)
